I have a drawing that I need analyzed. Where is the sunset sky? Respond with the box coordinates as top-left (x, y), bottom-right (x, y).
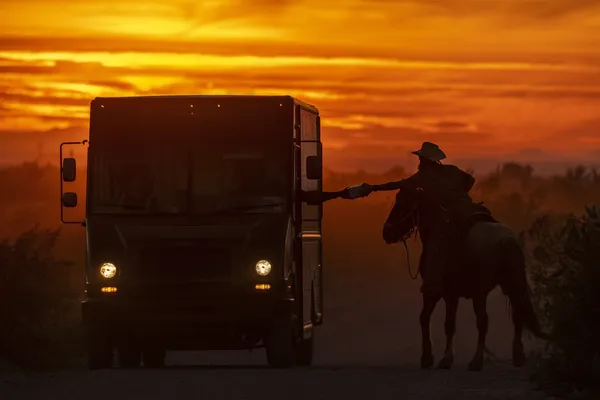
top-left (1, 0), bottom-right (599, 172)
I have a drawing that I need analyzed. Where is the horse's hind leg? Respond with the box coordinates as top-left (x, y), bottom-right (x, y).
top-left (468, 294), bottom-right (488, 371)
top-left (511, 305), bottom-right (526, 367)
top-left (438, 295), bottom-right (458, 369)
top-left (420, 293), bottom-right (441, 369)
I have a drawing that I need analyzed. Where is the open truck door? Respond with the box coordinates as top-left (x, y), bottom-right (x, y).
top-left (295, 106), bottom-right (324, 341)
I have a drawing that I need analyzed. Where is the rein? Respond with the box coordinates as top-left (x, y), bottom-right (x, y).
top-left (402, 239), bottom-right (419, 280)
top-left (397, 206), bottom-right (421, 280)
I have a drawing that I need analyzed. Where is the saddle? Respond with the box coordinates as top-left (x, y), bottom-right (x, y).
top-left (447, 208), bottom-right (498, 298)
top-left (466, 210), bottom-right (498, 226)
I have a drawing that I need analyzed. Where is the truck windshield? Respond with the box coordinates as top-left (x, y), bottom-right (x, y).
top-left (89, 141), bottom-right (288, 215)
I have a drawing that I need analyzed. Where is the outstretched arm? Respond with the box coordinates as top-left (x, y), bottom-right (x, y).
top-left (309, 180), bottom-right (408, 201)
top-left (370, 180), bottom-right (406, 192)
top-left (299, 183), bottom-right (375, 204)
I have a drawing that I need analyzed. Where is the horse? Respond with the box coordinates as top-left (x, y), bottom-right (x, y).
top-left (382, 188), bottom-right (547, 371)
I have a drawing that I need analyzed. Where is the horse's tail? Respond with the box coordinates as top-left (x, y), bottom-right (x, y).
top-left (499, 236), bottom-right (548, 340)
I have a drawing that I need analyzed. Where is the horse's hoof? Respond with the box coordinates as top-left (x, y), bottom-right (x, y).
top-left (468, 359), bottom-right (483, 371)
top-left (438, 356), bottom-right (454, 370)
top-left (420, 355), bottom-right (434, 369)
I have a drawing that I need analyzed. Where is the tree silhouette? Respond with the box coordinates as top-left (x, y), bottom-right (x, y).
top-left (527, 205), bottom-right (600, 395)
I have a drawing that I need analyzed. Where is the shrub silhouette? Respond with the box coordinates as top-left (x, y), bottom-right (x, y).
top-left (525, 204), bottom-right (600, 394)
top-left (0, 227), bottom-right (82, 368)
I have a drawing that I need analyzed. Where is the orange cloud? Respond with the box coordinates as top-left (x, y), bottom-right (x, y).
top-left (1, 0), bottom-right (599, 170)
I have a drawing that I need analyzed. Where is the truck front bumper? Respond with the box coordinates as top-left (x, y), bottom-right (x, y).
top-left (82, 288), bottom-right (294, 350)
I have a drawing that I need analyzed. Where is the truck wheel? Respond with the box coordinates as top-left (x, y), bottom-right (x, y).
top-left (143, 348), bottom-right (166, 368)
top-left (265, 312), bottom-right (296, 368)
top-left (118, 346), bottom-right (142, 368)
top-left (295, 336), bottom-right (314, 366)
top-left (296, 290), bottom-right (315, 366)
top-left (117, 336), bottom-right (142, 368)
top-left (85, 330), bottom-right (113, 370)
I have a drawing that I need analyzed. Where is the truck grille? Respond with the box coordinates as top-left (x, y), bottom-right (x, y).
top-left (139, 246), bottom-right (231, 282)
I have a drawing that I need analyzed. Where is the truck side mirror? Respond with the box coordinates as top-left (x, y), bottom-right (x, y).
top-left (62, 158), bottom-right (77, 182)
top-left (62, 192), bottom-right (78, 208)
top-left (306, 156), bottom-right (322, 180)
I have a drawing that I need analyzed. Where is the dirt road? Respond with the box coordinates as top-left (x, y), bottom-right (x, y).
top-left (1, 259), bottom-right (548, 399)
top-left (2, 360), bottom-right (544, 400)
top-left (0, 347), bottom-right (546, 400)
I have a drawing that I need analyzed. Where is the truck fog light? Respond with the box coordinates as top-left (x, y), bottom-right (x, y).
top-left (255, 284), bottom-right (271, 290)
top-left (255, 260), bottom-right (272, 276)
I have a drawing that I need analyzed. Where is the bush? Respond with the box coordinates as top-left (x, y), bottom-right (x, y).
top-left (526, 204), bottom-right (600, 395)
top-left (0, 227), bottom-right (82, 369)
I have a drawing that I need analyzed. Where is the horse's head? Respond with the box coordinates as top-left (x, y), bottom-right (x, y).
top-left (383, 188), bottom-right (419, 244)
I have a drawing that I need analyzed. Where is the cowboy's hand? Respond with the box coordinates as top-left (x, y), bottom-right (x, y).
top-left (342, 183), bottom-right (373, 199)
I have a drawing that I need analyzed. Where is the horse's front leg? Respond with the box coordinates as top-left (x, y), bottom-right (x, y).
top-left (420, 293), bottom-right (441, 369)
top-left (438, 295), bottom-right (459, 369)
top-left (468, 294), bottom-right (488, 371)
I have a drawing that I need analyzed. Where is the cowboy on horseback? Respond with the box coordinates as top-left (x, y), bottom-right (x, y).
top-left (351, 142), bottom-right (495, 297)
top-left (346, 142), bottom-right (546, 370)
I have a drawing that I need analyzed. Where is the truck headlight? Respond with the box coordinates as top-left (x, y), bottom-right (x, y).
top-left (100, 262), bottom-right (117, 279)
top-left (255, 260), bottom-right (272, 276)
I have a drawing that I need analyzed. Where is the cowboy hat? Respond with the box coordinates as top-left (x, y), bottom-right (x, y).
top-left (411, 142), bottom-right (447, 162)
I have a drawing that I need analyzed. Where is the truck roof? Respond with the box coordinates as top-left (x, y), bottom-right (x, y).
top-left (92, 94), bottom-right (318, 113)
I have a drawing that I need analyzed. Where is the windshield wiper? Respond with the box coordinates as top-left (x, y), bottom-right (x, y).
top-left (212, 202), bottom-right (285, 215)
